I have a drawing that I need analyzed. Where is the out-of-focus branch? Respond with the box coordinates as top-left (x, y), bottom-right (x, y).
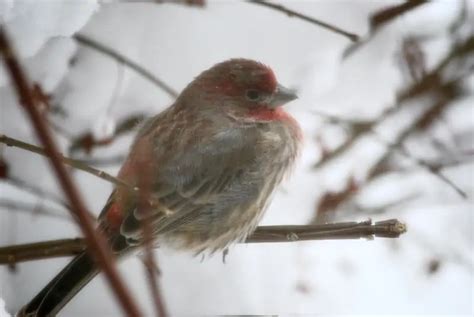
top-left (315, 34), bottom-right (474, 172)
top-left (314, 96), bottom-right (466, 223)
top-left (0, 27), bottom-right (142, 316)
top-left (6, 175), bottom-right (70, 210)
top-left (247, 0), bottom-right (359, 42)
top-left (344, 0), bottom-right (429, 57)
top-left (369, 0), bottom-right (428, 31)
top-left (74, 34), bottom-right (178, 98)
top-left (0, 199), bottom-right (70, 221)
top-left (154, 0), bottom-right (205, 6)
top-left (0, 134), bottom-right (135, 191)
top-left (69, 113), bottom-right (146, 154)
top-left (0, 219), bottom-right (406, 264)
top-left (313, 34), bottom-right (473, 221)
top-left (138, 165), bottom-right (168, 317)
top-left (0, 238), bottom-right (86, 266)
top-left (75, 154), bottom-right (127, 167)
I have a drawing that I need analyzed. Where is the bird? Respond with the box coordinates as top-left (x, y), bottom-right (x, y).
top-left (19, 58), bottom-right (302, 316)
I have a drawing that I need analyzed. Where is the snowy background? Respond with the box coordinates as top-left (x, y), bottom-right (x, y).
top-left (0, 0), bottom-right (473, 316)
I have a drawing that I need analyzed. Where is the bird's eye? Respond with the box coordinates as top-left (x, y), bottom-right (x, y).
top-left (246, 89), bottom-right (260, 101)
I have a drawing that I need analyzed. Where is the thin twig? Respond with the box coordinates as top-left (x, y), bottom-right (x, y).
top-left (68, 113), bottom-right (146, 154)
top-left (247, 0), bottom-right (359, 42)
top-left (0, 27), bottom-right (142, 316)
top-left (75, 154), bottom-right (127, 167)
top-left (0, 199), bottom-right (70, 221)
top-left (0, 238), bottom-right (87, 265)
top-left (74, 34), bottom-right (178, 99)
top-left (138, 166), bottom-right (168, 317)
top-left (313, 35), bottom-right (474, 202)
top-left (0, 134), bottom-right (136, 191)
top-left (0, 219), bottom-right (406, 264)
top-left (6, 175), bottom-right (70, 210)
top-left (389, 138), bottom-right (468, 198)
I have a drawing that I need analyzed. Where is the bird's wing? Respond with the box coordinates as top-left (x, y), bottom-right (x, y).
top-left (101, 110), bottom-right (261, 243)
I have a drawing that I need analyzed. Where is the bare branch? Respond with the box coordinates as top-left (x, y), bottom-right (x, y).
top-left (138, 163), bottom-right (168, 317)
top-left (0, 26), bottom-right (142, 316)
top-left (68, 113), bottom-right (146, 154)
top-left (0, 134), bottom-right (136, 191)
top-left (0, 199), bottom-right (70, 221)
top-left (369, 0), bottom-right (428, 31)
top-left (247, 0), bottom-right (359, 42)
top-left (74, 34), bottom-right (178, 99)
top-left (0, 219), bottom-right (406, 264)
top-left (75, 154), bottom-right (127, 167)
top-left (0, 238), bottom-right (86, 265)
top-left (312, 35), bottom-right (474, 211)
top-left (344, 0), bottom-right (429, 58)
top-left (6, 175), bottom-right (70, 210)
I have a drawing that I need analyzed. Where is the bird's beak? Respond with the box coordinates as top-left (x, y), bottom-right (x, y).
top-left (268, 83), bottom-right (298, 108)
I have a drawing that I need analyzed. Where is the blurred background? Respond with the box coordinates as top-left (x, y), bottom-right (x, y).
top-left (0, 0), bottom-right (473, 315)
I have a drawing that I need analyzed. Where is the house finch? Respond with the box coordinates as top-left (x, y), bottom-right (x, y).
top-left (20, 58), bottom-right (301, 316)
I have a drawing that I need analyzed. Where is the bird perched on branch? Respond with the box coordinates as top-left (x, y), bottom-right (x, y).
top-left (20, 59), bottom-right (301, 316)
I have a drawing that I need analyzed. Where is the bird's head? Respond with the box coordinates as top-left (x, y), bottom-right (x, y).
top-left (182, 59), bottom-right (297, 120)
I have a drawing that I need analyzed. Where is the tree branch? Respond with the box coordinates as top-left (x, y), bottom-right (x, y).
top-left (0, 26), bottom-right (142, 316)
top-left (0, 219), bottom-right (406, 265)
top-left (74, 34), bottom-right (178, 99)
top-left (247, 0), bottom-right (359, 42)
top-left (0, 134), bottom-right (136, 191)
top-left (6, 175), bottom-right (70, 210)
top-left (0, 199), bottom-right (70, 221)
top-left (343, 0), bottom-right (430, 58)
top-left (312, 34), bottom-right (474, 218)
top-left (138, 163), bottom-right (168, 317)
top-left (68, 113), bottom-right (145, 155)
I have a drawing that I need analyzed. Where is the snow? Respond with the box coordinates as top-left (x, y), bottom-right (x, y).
top-left (0, 0), bottom-right (473, 315)
top-left (0, 298), bottom-right (11, 317)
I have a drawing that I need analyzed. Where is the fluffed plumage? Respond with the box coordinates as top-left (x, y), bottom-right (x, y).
top-left (20, 59), bottom-right (301, 316)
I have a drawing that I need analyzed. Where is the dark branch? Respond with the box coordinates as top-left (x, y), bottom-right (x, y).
top-left (247, 0), bottom-right (359, 42)
top-left (370, 0), bottom-right (428, 30)
top-left (0, 219), bottom-right (406, 264)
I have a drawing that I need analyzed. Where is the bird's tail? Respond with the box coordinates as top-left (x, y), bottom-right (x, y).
top-left (18, 233), bottom-right (130, 317)
top-left (18, 251), bottom-right (99, 317)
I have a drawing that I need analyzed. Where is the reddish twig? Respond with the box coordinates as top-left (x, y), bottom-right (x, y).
top-left (69, 113), bottom-right (146, 154)
top-left (0, 26), bottom-right (142, 316)
top-left (138, 167), bottom-right (168, 317)
top-left (247, 0), bottom-right (359, 42)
